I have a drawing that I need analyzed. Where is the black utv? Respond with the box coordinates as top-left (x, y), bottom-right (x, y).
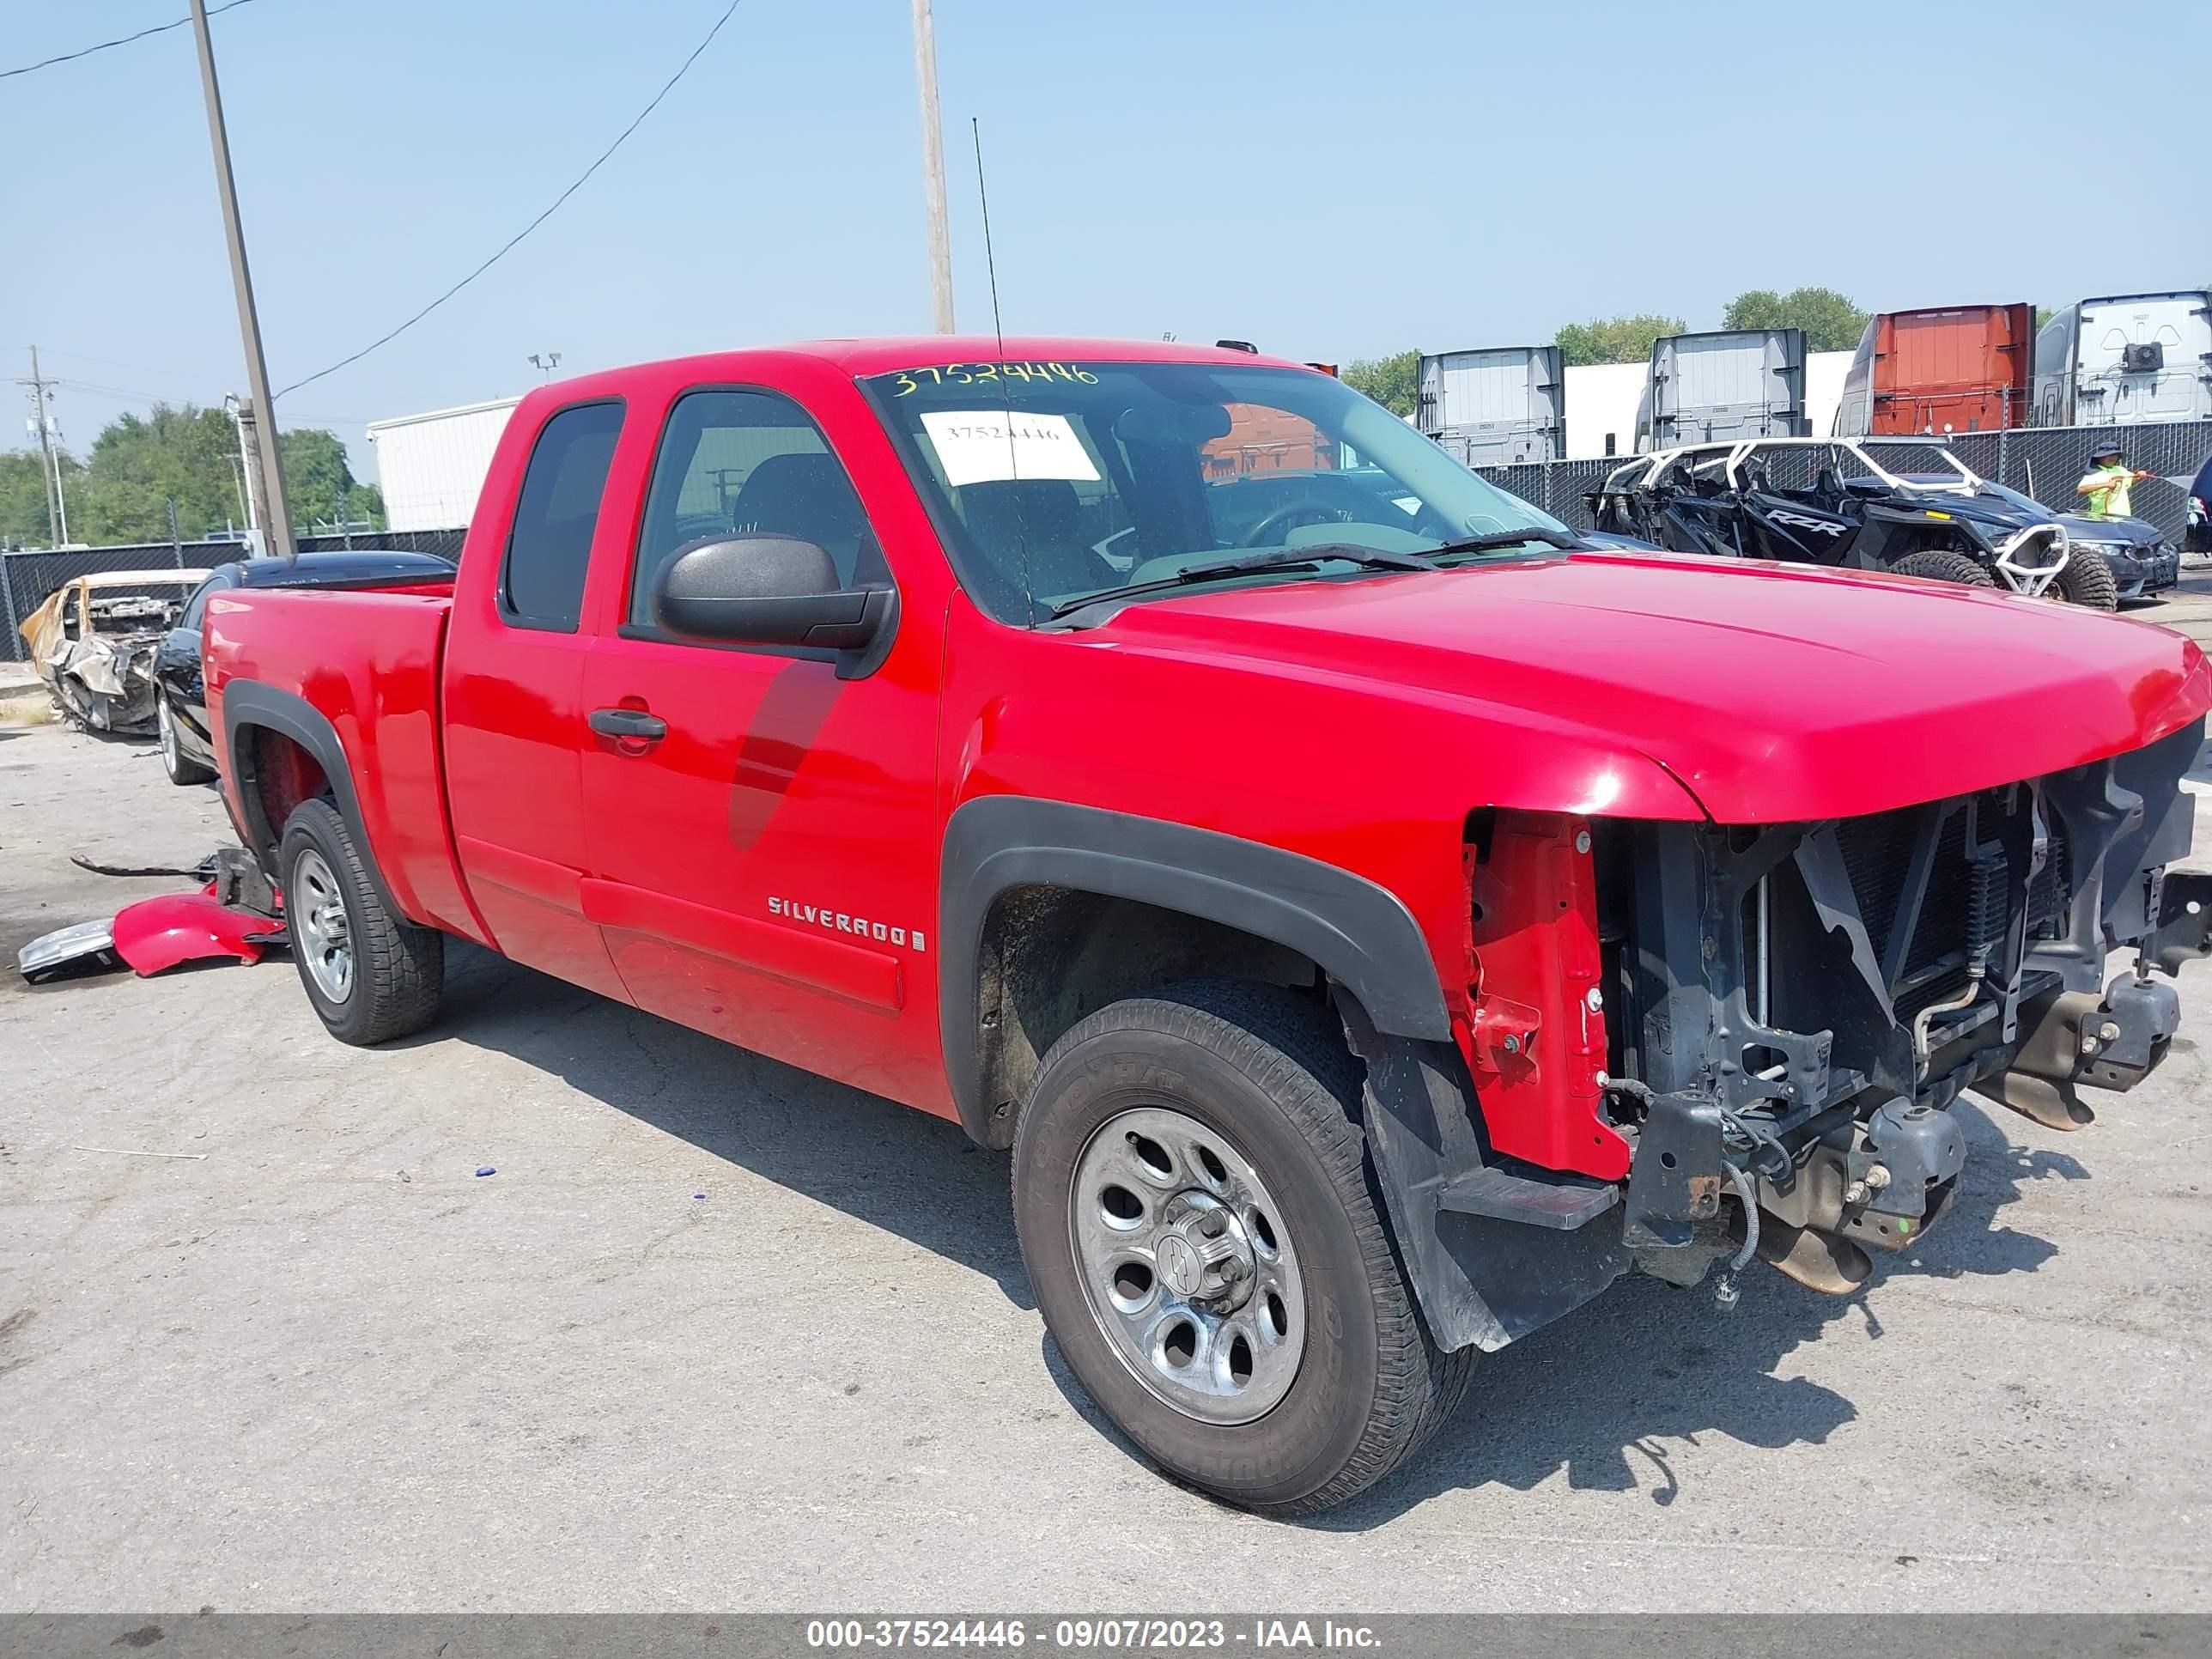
top-left (1588, 436), bottom-right (2121, 609)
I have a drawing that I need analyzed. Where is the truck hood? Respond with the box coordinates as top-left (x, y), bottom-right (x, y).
top-left (1083, 550), bottom-right (2212, 823)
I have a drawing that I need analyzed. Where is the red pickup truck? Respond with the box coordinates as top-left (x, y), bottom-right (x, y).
top-left (205, 337), bottom-right (2212, 1514)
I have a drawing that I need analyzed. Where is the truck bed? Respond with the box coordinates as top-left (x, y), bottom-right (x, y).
top-left (204, 584), bottom-right (487, 943)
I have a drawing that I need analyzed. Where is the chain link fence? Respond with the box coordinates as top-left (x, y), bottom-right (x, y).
top-left (1, 529), bottom-right (466, 663)
top-left (1471, 418), bottom-right (2212, 543)
top-left (1465, 458), bottom-right (1628, 532)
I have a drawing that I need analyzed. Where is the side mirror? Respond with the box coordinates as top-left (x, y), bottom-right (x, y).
top-left (653, 534), bottom-right (891, 653)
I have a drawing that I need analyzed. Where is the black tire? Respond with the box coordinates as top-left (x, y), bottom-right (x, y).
top-left (155, 692), bottom-right (216, 785)
top-left (1012, 980), bottom-right (1474, 1516)
top-left (277, 797), bottom-right (442, 1046)
top-left (1888, 548), bottom-right (1996, 589)
top-left (2052, 544), bottom-right (2120, 611)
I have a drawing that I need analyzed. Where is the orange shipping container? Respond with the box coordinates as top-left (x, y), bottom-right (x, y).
top-left (1833, 303), bottom-right (2033, 435)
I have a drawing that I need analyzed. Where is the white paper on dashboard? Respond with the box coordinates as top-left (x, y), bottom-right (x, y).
top-left (920, 410), bottom-right (1102, 487)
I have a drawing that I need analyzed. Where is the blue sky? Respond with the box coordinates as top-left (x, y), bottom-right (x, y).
top-left (5, 0), bottom-right (2208, 482)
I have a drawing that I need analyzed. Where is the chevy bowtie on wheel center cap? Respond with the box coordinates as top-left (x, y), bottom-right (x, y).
top-left (1154, 1194), bottom-right (1255, 1310)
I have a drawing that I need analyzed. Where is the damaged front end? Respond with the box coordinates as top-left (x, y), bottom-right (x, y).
top-left (1595, 716), bottom-right (2205, 1294)
top-left (1355, 719), bottom-right (2209, 1352)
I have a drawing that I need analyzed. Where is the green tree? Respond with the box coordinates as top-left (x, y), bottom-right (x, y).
top-left (1553, 313), bottom-right (1686, 367)
top-left (279, 427), bottom-right (385, 530)
top-left (3, 404), bottom-right (384, 548)
top-left (2035, 307), bottom-right (2053, 332)
top-left (73, 404), bottom-right (251, 543)
top-left (1342, 349), bottom-right (1420, 417)
top-left (1722, 287), bottom-right (1870, 352)
top-left (0, 449), bottom-right (77, 547)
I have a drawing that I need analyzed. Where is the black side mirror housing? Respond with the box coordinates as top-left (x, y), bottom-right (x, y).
top-left (653, 535), bottom-right (893, 663)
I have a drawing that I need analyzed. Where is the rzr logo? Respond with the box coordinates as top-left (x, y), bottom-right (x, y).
top-left (1769, 510), bottom-right (1848, 537)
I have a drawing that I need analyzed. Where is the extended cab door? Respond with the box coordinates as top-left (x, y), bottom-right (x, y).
top-left (574, 378), bottom-right (948, 1110)
top-left (441, 398), bottom-right (635, 1003)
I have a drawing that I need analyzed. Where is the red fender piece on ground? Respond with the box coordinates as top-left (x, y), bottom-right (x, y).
top-left (111, 883), bottom-right (285, 976)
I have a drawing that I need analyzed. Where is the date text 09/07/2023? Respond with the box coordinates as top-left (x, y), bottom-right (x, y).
top-left (805, 1620), bottom-right (1383, 1650)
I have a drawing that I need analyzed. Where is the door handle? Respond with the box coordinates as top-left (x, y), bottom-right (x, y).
top-left (588, 707), bottom-right (668, 743)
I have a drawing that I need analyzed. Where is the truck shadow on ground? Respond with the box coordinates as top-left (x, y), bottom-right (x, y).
top-left (1043, 1096), bottom-right (2083, 1528)
top-left (428, 943), bottom-right (2082, 1529)
top-left (1284, 1096), bottom-right (2084, 1527)
top-left (427, 942), bottom-right (1034, 1308)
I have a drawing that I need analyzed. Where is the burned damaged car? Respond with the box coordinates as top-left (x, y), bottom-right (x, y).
top-left (19, 569), bottom-right (210, 733)
top-left (1589, 437), bottom-right (2126, 609)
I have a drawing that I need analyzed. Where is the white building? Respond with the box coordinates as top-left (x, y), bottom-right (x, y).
top-left (365, 396), bottom-right (522, 532)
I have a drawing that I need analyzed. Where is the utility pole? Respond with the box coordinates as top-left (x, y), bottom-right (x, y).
top-left (20, 348), bottom-right (62, 547)
top-left (188, 0), bottom-right (295, 560)
top-left (910, 0), bottom-right (955, 332)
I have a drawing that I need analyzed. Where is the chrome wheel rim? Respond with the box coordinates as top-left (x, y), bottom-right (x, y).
top-left (1068, 1105), bottom-right (1304, 1425)
top-left (291, 848), bottom-right (353, 1003)
top-left (156, 696), bottom-right (179, 773)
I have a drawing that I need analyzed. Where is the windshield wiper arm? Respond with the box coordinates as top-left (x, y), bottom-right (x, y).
top-left (1048, 545), bottom-right (1437, 619)
top-left (1426, 526), bottom-right (1586, 559)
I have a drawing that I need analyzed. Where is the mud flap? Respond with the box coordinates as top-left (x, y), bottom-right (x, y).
top-left (1342, 1000), bottom-right (1627, 1353)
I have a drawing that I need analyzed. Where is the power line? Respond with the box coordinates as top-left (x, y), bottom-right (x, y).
top-left (53, 377), bottom-right (194, 404)
top-left (46, 374), bottom-right (371, 424)
top-left (274, 0), bottom-right (744, 402)
top-left (2, 0), bottom-right (257, 82)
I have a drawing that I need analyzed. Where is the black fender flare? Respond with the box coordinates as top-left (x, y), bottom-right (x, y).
top-left (222, 680), bottom-right (400, 916)
top-left (939, 796), bottom-right (1452, 1146)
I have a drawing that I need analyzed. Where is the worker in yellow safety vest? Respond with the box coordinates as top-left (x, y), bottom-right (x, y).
top-left (2076, 442), bottom-right (2154, 521)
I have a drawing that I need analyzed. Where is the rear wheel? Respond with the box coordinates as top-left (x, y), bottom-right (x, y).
top-left (155, 692), bottom-right (216, 785)
top-left (278, 798), bottom-right (442, 1045)
top-left (1888, 548), bottom-right (1996, 589)
top-left (2052, 544), bottom-right (2120, 611)
top-left (1012, 981), bottom-right (1474, 1516)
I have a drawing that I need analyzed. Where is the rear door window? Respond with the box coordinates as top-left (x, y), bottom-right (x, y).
top-left (501, 400), bottom-right (624, 631)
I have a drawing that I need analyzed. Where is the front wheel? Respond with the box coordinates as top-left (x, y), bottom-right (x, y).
top-left (278, 798), bottom-right (443, 1046)
top-left (155, 692), bottom-right (216, 785)
top-left (1012, 981), bottom-right (1473, 1516)
top-left (2052, 544), bottom-right (2120, 611)
top-left (1888, 548), bottom-right (1996, 589)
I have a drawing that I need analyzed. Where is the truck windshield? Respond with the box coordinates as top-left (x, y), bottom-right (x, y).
top-left (859, 360), bottom-right (1569, 623)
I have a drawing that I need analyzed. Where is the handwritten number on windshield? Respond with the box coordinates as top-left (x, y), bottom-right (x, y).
top-left (890, 362), bottom-right (1099, 395)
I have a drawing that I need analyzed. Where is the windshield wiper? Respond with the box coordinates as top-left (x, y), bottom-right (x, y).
top-left (1048, 544), bottom-right (1437, 620)
top-left (1425, 526), bottom-right (1586, 561)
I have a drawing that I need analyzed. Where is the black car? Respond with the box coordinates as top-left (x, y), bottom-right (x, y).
top-left (152, 550), bottom-right (456, 785)
top-left (1589, 436), bottom-right (2124, 609)
top-left (1984, 482), bottom-right (2179, 603)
